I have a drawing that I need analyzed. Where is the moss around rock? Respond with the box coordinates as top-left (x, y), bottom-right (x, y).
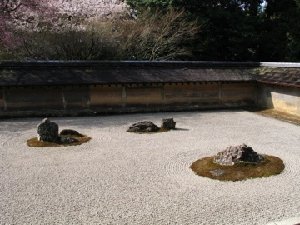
top-left (27, 135), bottom-right (91, 147)
top-left (191, 155), bottom-right (284, 182)
top-left (257, 109), bottom-right (300, 126)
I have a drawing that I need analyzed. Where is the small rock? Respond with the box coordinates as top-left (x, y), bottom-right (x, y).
top-left (161, 118), bottom-right (176, 130)
top-left (127, 121), bottom-right (159, 133)
top-left (37, 118), bottom-right (59, 142)
top-left (60, 129), bottom-right (83, 137)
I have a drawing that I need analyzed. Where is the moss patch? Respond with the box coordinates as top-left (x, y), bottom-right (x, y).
top-left (27, 135), bottom-right (91, 147)
top-left (191, 155), bottom-right (284, 182)
top-left (257, 109), bottom-right (300, 126)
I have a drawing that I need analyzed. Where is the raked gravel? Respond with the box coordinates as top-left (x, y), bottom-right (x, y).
top-left (0, 111), bottom-right (299, 225)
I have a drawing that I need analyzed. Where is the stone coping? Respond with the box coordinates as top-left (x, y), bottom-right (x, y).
top-left (0, 61), bottom-right (261, 69)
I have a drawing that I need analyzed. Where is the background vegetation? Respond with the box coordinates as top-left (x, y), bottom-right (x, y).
top-left (1, 0), bottom-right (300, 61)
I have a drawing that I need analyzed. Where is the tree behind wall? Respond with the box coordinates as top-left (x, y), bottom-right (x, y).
top-left (8, 8), bottom-right (199, 61)
top-left (127, 0), bottom-right (300, 62)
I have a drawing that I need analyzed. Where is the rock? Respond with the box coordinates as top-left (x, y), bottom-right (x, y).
top-left (127, 121), bottom-right (159, 133)
top-left (37, 118), bottom-right (59, 142)
top-left (213, 144), bottom-right (264, 166)
top-left (60, 136), bottom-right (78, 144)
top-left (161, 118), bottom-right (176, 130)
top-left (60, 129), bottom-right (83, 137)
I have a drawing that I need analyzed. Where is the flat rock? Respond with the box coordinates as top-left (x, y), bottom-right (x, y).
top-left (60, 136), bottom-right (78, 144)
top-left (127, 121), bottom-right (159, 133)
top-left (60, 129), bottom-right (83, 137)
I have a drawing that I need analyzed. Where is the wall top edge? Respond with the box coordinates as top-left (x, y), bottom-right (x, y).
top-left (0, 61), bottom-right (299, 68)
top-left (260, 62), bottom-right (300, 68)
top-left (0, 61), bottom-right (261, 68)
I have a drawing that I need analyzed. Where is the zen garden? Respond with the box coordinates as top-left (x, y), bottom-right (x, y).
top-left (0, 1), bottom-right (300, 225)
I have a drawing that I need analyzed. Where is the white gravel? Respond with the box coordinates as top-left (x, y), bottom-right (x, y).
top-left (0, 111), bottom-right (300, 225)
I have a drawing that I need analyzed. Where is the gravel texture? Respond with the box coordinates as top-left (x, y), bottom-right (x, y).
top-left (0, 111), bottom-right (300, 225)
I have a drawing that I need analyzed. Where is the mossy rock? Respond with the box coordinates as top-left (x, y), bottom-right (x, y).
top-left (27, 135), bottom-right (91, 147)
top-left (191, 155), bottom-right (284, 182)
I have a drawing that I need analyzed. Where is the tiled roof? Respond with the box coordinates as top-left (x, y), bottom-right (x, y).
top-left (1, 61), bottom-right (300, 88)
top-left (0, 61), bottom-right (257, 87)
top-left (257, 68), bottom-right (300, 88)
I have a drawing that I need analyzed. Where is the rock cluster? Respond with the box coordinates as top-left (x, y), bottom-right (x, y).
top-left (161, 118), bottom-right (176, 130)
top-left (127, 121), bottom-right (159, 133)
top-left (213, 144), bottom-right (264, 166)
top-left (127, 118), bottom-right (177, 133)
top-left (37, 118), bottom-right (80, 144)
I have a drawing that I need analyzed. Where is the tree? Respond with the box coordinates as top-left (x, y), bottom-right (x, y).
top-left (127, 0), bottom-right (265, 61)
top-left (0, 0), bottom-right (52, 47)
top-left (259, 0), bottom-right (300, 61)
top-left (127, 0), bottom-right (300, 61)
top-left (0, 0), bottom-right (37, 33)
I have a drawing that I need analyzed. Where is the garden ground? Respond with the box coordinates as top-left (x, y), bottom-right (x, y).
top-left (0, 111), bottom-right (299, 225)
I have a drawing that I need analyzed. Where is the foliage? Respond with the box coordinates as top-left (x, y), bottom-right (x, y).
top-left (7, 8), bottom-right (199, 61)
top-left (0, 1), bottom-right (44, 40)
top-left (127, 0), bottom-right (300, 62)
top-left (15, 24), bottom-right (118, 60)
top-left (116, 9), bottom-right (199, 60)
top-left (1, 0), bottom-right (300, 61)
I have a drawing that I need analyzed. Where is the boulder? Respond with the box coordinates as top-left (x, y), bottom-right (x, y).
top-left (213, 144), bottom-right (264, 166)
top-left (60, 129), bottom-right (83, 137)
top-left (161, 118), bottom-right (176, 130)
top-left (37, 118), bottom-right (59, 142)
top-left (127, 121), bottom-right (159, 133)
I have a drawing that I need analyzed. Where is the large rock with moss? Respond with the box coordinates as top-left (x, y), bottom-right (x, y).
top-left (37, 118), bottom-right (59, 142)
top-left (213, 144), bottom-right (264, 166)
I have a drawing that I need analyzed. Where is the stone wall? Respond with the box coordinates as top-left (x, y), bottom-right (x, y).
top-left (258, 85), bottom-right (300, 116)
top-left (256, 64), bottom-right (300, 117)
top-left (0, 82), bottom-right (257, 117)
top-left (0, 61), bottom-right (299, 118)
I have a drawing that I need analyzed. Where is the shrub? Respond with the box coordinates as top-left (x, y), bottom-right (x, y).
top-left (116, 8), bottom-right (199, 60)
top-left (16, 24), bottom-right (118, 60)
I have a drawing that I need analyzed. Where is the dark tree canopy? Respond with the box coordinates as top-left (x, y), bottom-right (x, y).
top-left (127, 0), bottom-right (300, 61)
